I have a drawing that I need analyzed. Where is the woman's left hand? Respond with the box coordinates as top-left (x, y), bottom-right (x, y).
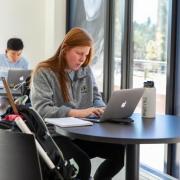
top-left (91, 107), bottom-right (104, 117)
top-left (67, 107), bottom-right (105, 118)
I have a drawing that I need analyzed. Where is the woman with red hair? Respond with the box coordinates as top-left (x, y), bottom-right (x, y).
top-left (31, 27), bottom-right (124, 180)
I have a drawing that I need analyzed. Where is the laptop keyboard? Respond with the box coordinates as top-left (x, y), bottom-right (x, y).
top-left (86, 114), bottom-right (101, 119)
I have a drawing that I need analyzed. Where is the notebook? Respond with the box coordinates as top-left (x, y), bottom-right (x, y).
top-left (83, 88), bottom-right (144, 123)
top-left (7, 69), bottom-right (32, 88)
top-left (45, 117), bottom-right (93, 127)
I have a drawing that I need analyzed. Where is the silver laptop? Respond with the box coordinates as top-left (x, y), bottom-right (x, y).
top-left (7, 69), bottom-right (32, 88)
top-left (83, 88), bottom-right (144, 123)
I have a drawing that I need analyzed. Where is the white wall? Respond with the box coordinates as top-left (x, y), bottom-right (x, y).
top-left (0, 0), bottom-right (66, 68)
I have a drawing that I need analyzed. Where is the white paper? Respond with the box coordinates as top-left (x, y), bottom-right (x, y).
top-left (45, 117), bottom-right (93, 127)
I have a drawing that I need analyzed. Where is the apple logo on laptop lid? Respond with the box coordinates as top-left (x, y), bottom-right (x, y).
top-left (121, 100), bottom-right (127, 108)
top-left (19, 76), bottom-right (24, 81)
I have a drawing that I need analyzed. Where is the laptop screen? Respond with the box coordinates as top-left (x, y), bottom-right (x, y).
top-left (7, 69), bottom-right (32, 88)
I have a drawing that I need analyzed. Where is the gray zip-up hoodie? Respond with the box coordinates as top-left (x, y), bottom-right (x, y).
top-left (30, 66), bottom-right (105, 119)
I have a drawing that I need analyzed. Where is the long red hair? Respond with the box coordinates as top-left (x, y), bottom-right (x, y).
top-left (33, 27), bottom-right (94, 102)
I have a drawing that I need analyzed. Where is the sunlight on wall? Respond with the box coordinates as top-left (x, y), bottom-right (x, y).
top-left (0, 0), bottom-right (66, 69)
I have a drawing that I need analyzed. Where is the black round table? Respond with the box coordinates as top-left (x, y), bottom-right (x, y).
top-left (55, 113), bottom-right (180, 180)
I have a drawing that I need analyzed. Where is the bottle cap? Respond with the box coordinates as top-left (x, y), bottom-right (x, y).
top-left (144, 81), bottom-right (154, 88)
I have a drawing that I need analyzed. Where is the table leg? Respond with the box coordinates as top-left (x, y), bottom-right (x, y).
top-left (126, 144), bottom-right (140, 180)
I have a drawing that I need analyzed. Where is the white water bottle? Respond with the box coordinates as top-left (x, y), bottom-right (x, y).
top-left (142, 81), bottom-right (156, 118)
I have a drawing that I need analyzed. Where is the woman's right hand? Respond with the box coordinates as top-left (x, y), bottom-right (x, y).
top-left (68, 107), bottom-right (105, 118)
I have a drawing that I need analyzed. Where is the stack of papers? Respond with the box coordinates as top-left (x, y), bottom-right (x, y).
top-left (45, 117), bottom-right (93, 127)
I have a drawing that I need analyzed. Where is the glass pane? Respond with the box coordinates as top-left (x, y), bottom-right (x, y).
top-left (113, 0), bottom-right (124, 91)
top-left (133, 0), bottom-right (169, 172)
top-left (69, 0), bottom-right (105, 91)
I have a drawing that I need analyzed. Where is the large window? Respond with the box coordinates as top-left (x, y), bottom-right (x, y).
top-left (132, 0), bottom-right (169, 172)
top-left (113, 0), bottom-right (124, 91)
top-left (133, 0), bottom-right (168, 114)
top-left (67, 0), bottom-right (106, 92)
top-left (113, 0), bottom-right (170, 174)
